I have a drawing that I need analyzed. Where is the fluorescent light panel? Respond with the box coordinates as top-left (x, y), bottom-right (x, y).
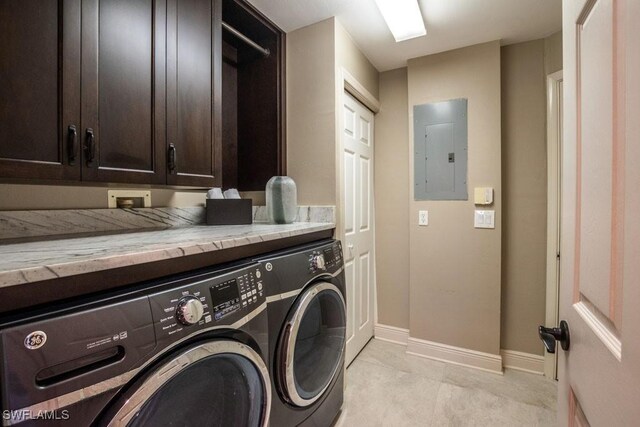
top-left (374, 0), bottom-right (426, 42)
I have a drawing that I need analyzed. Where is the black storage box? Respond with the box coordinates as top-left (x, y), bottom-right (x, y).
top-left (206, 199), bottom-right (253, 225)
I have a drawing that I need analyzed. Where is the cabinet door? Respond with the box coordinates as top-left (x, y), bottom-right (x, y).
top-left (81, 0), bottom-right (166, 184)
top-left (166, 0), bottom-right (222, 187)
top-left (0, 0), bottom-right (81, 181)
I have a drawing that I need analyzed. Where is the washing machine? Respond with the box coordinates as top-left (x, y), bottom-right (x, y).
top-left (0, 261), bottom-right (271, 427)
top-left (255, 239), bottom-right (346, 427)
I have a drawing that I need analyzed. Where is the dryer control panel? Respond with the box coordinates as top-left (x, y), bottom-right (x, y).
top-left (308, 244), bottom-right (343, 273)
top-left (149, 264), bottom-right (265, 341)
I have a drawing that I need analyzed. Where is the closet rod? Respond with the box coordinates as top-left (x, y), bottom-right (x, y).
top-left (222, 21), bottom-right (270, 57)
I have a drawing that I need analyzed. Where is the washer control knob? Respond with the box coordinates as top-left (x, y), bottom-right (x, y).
top-left (176, 296), bottom-right (204, 326)
top-left (312, 254), bottom-right (326, 271)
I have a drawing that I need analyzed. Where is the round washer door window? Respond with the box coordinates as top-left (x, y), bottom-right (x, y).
top-left (105, 341), bottom-right (271, 427)
top-left (278, 282), bottom-right (346, 407)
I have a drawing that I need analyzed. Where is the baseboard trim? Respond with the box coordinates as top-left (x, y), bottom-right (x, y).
top-left (374, 324), bottom-right (409, 345)
top-left (373, 326), bottom-right (543, 376)
top-left (406, 337), bottom-right (503, 374)
top-left (500, 349), bottom-right (545, 375)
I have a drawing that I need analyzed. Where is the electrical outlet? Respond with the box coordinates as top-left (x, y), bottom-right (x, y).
top-left (108, 190), bottom-right (151, 209)
top-left (418, 210), bottom-right (428, 226)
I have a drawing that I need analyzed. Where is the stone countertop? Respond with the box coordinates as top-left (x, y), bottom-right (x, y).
top-left (0, 222), bottom-right (334, 289)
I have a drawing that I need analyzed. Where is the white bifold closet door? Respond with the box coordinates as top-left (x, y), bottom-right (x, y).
top-left (341, 91), bottom-right (375, 366)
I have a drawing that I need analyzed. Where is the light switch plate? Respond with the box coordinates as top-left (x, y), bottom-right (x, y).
top-left (474, 210), bottom-right (495, 229)
top-left (418, 210), bottom-right (429, 226)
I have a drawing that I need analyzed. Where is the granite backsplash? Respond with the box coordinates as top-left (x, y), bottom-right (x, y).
top-left (0, 206), bottom-right (335, 242)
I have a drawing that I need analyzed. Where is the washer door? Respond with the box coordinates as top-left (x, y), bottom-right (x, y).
top-left (277, 282), bottom-right (346, 407)
top-left (106, 341), bottom-right (270, 427)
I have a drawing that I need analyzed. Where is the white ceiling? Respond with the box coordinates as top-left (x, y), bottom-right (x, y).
top-left (246, 0), bottom-right (562, 71)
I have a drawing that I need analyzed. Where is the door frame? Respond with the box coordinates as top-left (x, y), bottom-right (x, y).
top-left (335, 69), bottom-right (380, 358)
top-left (544, 70), bottom-right (563, 379)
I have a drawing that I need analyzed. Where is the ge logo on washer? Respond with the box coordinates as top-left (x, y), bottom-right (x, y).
top-left (265, 263), bottom-right (273, 272)
top-left (24, 331), bottom-right (47, 350)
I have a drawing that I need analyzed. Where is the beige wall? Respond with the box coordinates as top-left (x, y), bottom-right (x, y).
top-left (500, 40), bottom-right (548, 356)
top-left (408, 41), bottom-right (502, 355)
top-left (499, 33), bottom-right (563, 356)
top-left (334, 20), bottom-right (379, 100)
top-left (288, 21), bottom-right (557, 357)
top-left (287, 17), bottom-right (379, 207)
top-left (0, 183), bottom-right (207, 210)
top-left (544, 31), bottom-right (563, 75)
top-left (286, 18), bottom-right (337, 206)
top-left (376, 34), bottom-right (562, 354)
top-left (374, 68), bottom-right (410, 329)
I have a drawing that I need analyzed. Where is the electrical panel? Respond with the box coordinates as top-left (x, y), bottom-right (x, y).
top-left (414, 99), bottom-right (468, 201)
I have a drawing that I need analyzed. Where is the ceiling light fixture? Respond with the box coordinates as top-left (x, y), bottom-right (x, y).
top-left (374, 0), bottom-right (426, 42)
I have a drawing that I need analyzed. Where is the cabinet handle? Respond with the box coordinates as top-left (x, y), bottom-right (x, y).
top-left (168, 143), bottom-right (177, 173)
top-left (85, 128), bottom-right (95, 165)
top-left (67, 125), bottom-right (77, 165)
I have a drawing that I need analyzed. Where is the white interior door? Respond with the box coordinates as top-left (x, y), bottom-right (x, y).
top-left (341, 91), bottom-right (375, 366)
top-left (559, 0), bottom-right (640, 424)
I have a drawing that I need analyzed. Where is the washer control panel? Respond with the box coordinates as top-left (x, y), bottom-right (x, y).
top-left (149, 264), bottom-right (265, 340)
top-left (235, 269), bottom-right (264, 311)
top-left (210, 279), bottom-right (241, 321)
top-left (151, 288), bottom-right (211, 338)
top-left (176, 295), bottom-right (205, 325)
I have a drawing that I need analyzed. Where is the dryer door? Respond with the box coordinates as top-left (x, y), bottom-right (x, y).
top-left (103, 340), bottom-right (271, 427)
top-left (277, 282), bottom-right (346, 407)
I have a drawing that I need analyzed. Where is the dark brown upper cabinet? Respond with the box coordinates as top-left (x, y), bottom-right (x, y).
top-left (0, 0), bottom-right (82, 181)
top-left (80, 0), bottom-right (167, 185)
top-left (0, 0), bottom-right (284, 189)
top-left (221, 0), bottom-right (286, 191)
top-left (166, 0), bottom-right (222, 187)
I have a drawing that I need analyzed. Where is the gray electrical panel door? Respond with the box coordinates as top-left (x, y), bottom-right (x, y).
top-left (414, 99), bottom-right (468, 200)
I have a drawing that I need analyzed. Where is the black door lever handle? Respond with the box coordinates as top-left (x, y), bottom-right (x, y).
top-left (538, 320), bottom-right (570, 353)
